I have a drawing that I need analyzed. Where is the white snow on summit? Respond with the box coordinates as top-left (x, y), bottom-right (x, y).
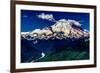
top-left (51, 19), bottom-right (72, 36)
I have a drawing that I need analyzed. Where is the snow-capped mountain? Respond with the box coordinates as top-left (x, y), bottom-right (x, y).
top-left (21, 19), bottom-right (89, 40)
top-left (21, 19), bottom-right (89, 62)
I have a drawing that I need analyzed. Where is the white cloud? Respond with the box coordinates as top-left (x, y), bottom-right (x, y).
top-left (37, 13), bottom-right (56, 22)
top-left (68, 19), bottom-right (82, 27)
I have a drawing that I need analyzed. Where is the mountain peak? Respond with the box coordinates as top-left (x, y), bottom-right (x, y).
top-left (21, 19), bottom-right (89, 40)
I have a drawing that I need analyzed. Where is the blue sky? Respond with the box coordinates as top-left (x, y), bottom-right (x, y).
top-left (21, 10), bottom-right (90, 32)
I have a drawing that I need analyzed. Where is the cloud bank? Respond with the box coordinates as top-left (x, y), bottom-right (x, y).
top-left (37, 13), bottom-right (56, 22)
top-left (68, 19), bottom-right (82, 27)
top-left (37, 13), bottom-right (82, 27)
